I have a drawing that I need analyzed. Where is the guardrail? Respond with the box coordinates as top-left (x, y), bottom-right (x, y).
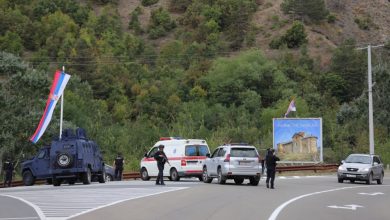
top-left (1, 165), bottom-right (338, 188)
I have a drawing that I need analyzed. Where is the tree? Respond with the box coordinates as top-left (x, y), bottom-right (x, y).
top-left (281, 0), bottom-right (328, 22)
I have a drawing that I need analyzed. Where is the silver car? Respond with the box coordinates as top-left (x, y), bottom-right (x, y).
top-left (337, 154), bottom-right (384, 184)
top-left (202, 144), bottom-right (262, 186)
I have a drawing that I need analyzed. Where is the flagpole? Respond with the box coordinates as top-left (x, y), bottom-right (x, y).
top-left (60, 66), bottom-right (65, 140)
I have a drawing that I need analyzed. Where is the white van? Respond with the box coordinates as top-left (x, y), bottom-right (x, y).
top-left (140, 137), bottom-right (210, 181)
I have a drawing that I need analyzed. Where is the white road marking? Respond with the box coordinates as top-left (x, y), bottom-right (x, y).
top-left (328, 204), bottom-right (364, 210)
top-left (268, 185), bottom-right (390, 220)
top-left (358, 192), bottom-right (384, 196)
top-left (0, 218), bottom-right (39, 220)
top-left (1, 186), bottom-right (187, 220)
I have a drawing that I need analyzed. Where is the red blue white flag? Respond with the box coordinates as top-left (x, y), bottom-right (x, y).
top-left (284, 99), bottom-right (296, 118)
top-left (30, 70), bottom-right (71, 143)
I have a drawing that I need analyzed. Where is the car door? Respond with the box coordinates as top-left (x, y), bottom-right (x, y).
top-left (208, 148), bottom-right (220, 176)
top-left (33, 148), bottom-right (51, 178)
top-left (145, 147), bottom-right (159, 176)
top-left (216, 147), bottom-right (227, 172)
top-left (372, 156), bottom-right (382, 178)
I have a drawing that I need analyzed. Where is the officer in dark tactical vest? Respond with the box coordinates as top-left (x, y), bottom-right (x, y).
top-left (113, 153), bottom-right (125, 181)
top-left (265, 148), bottom-right (280, 189)
top-left (3, 157), bottom-right (14, 187)
top-left (154, 145), bottom-right (170, 185)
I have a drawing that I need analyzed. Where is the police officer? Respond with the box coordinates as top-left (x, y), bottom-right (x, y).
top-left (3, 157), bottom-right (14, 187)
top-left (265, 148), bottom-right (280, 189)
top-left (113, 153), bottom-right (125, 181)
top-left (154, 145), bottom-right (170, 185)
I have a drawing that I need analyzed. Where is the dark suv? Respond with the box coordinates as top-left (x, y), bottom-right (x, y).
top-left (21, 128), bottom-right (106, 186)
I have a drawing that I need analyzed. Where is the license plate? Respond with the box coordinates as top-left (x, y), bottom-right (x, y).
top-left (239, 161), bottom-right (250, 165)
top-left (346, 174), bottom-right (355, 178)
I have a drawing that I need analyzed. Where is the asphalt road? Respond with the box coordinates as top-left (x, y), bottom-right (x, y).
top-left (0, 175), bottom-right (389, 220)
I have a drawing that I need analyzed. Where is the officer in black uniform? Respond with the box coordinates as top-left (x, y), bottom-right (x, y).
top-left (154, 145), bottom-right (169, 185)
top-left (265, 148), bottom-right (280, 189)
top-left (113, 153), bottom-right (125, 181)
top-left (3, 157), bottom-right (14, 187)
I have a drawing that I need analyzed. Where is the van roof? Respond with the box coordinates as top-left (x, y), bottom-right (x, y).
top-left (154, 139), bottom-right (207, 147)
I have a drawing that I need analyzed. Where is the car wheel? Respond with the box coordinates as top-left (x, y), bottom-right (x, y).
top-left (249, 176), bottom-right (260, 186)
top-left (202, 167), bottom-right (213, 183)
top-left (22, 170), bottom-right (35, 186)
top-left (105, 174), bottom-right (114, 182)
top-left (141, 168), bottom-right (150, 181)
top-left (234, 177), bottom-right (244, 185)
top-left (338, 178), bottom-right (343, 183)
top-left (377, 172), bottom-right (384, 185)
top-left (82, 168), bottom-right (92, 184)
top-left (170, 168), bottom-right (180, 181)
top-left (366, 172), bottom-right (373, 185)
top-left (217, 168), bottom-right (226, 184)
top-left (52, 177), bottom-right (62, 186)
top-left (46, 178), bottom-right (52, 185)
top-left (98, 168), bottom-right (106, 183)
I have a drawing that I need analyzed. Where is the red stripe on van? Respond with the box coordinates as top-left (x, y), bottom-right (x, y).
top-left (142, 156), bottom-right (206, 162)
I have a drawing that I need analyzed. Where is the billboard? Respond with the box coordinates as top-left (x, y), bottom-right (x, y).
top-left (273, 118), bottom-right (323, 162)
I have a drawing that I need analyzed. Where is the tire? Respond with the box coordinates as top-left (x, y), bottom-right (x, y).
top-left (217, 168), bottom-right (226, 184)
top-left (141, 168), bottom-right (150, 181)
top-left (82, 168), bottom-right (92, 184)
top-left (56, 153), bottom-right (73, 168)
top-left (98, 167), bottom-right (106, 183)
top-left (46, 178), bottom-right (52, 185)
top-left (366, 172), bottom-right (373, 185)
top-left (170, 168), bottom-right (180, 181)
top-left (22, 170), bottom-right (35, 186)
top-left (52, 177), bottom-right (62, 186)
top-left (338, 178), bottom-right (343, 183)
top-left (202, 167), bottom-right (213, 183)
top-left (234, 177), bottom-right (244, 185)
top-left (198, 176), bottom-right (203, 181)
top-left (249, 176), bottom-right (260, 186)
top-left (105, 174), bottom-right (114, 182)
top-left (377, 172), bottom-right (384, 185)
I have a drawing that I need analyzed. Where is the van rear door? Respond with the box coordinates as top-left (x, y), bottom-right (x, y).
top-left (182, 145), bottom-right (209, 171)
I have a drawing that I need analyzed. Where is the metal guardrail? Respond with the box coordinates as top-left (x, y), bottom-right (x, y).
top-left (1, 165), bottom-right (338, 188)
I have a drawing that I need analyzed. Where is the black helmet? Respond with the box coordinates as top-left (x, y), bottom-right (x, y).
top-left (158, 145), bottom-right (165, 149)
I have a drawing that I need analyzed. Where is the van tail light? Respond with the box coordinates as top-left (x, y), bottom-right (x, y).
top-left (224, 154), bottom-right (230, 162)
top-left (181, 159), bottom-right (186, 166)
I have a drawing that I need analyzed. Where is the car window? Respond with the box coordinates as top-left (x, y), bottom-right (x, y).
top-left (148, 147), bottom-right (159, 157)
top-left (217, 148), bottom-right (226, 157)
top-left (198, 145), bottom-right (209, 156)
top-left (185, 145), bottom-right (209, 156)
top-left (37, 150), bottom-right (45, 159)
top-left (211, 148), bottom-right (220, 158)
top-left (345, 155), bottom-right (371, 164)
top-left (185, 145), bottom-right (197, 156)
top-left (373, 156), bottom-right (381, 164)
top-left (230, 148), bottom-right (258, 157)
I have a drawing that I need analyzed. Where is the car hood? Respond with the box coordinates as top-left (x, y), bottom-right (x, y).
top-left (340, 163), bottom-right (371, 169)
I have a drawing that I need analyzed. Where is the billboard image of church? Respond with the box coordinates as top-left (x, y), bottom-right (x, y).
top-left (273, 118), bottom-right (322, 162)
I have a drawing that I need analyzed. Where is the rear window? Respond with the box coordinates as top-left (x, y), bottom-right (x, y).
top-left (185, 145), bottom-right (209, 156)
top-left (230, 148), bottom-right (258, 157)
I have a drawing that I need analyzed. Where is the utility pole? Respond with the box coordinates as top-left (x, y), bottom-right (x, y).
top-left (357, 44), bottom-right (384, 154)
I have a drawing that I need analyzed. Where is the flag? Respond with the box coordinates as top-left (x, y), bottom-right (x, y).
top-left (284, 99), bottom-right (296, 117)
top-left (30, 70), bottom-right (71, 143)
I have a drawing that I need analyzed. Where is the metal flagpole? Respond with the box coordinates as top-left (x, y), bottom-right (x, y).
top-left (60, 66), bottom-right (65, 140)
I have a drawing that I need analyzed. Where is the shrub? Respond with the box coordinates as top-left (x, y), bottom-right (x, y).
top-left (142, 0), bottom-right (159, 7)
top-left (327, 13), bottom-right (336, 23)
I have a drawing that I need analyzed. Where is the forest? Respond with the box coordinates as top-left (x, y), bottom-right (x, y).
top-left (1, 0), bottom-right (390, 172)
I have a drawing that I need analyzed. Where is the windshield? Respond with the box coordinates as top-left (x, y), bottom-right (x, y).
top-left (230, 148), bottom-right (258, 157)
top-left (345, 155), bottom-right (371, 164)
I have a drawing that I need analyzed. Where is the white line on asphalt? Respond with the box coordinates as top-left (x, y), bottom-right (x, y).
top-left (66, 187), bottom-right (187, 220)
top-left (268, 185), bottom-right (390, 220)
top-left (0, 195), bottom-right (46, 220)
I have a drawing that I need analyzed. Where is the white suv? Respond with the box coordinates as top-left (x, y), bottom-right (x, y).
top-left (202, 144), bottom-right (262, 186)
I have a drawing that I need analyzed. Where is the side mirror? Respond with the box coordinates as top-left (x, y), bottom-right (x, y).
top-left (373, 162), bottom-right (379, 166)
top-left (341, 160), bottom-right (345, 164)
top-left (206, 153), bottom-right (211, 158)
top-left (144, 153), bottom-right (148, 157)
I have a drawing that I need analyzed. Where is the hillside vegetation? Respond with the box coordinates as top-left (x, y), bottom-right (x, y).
top-left (1, 0), bottom-right (390, 171)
